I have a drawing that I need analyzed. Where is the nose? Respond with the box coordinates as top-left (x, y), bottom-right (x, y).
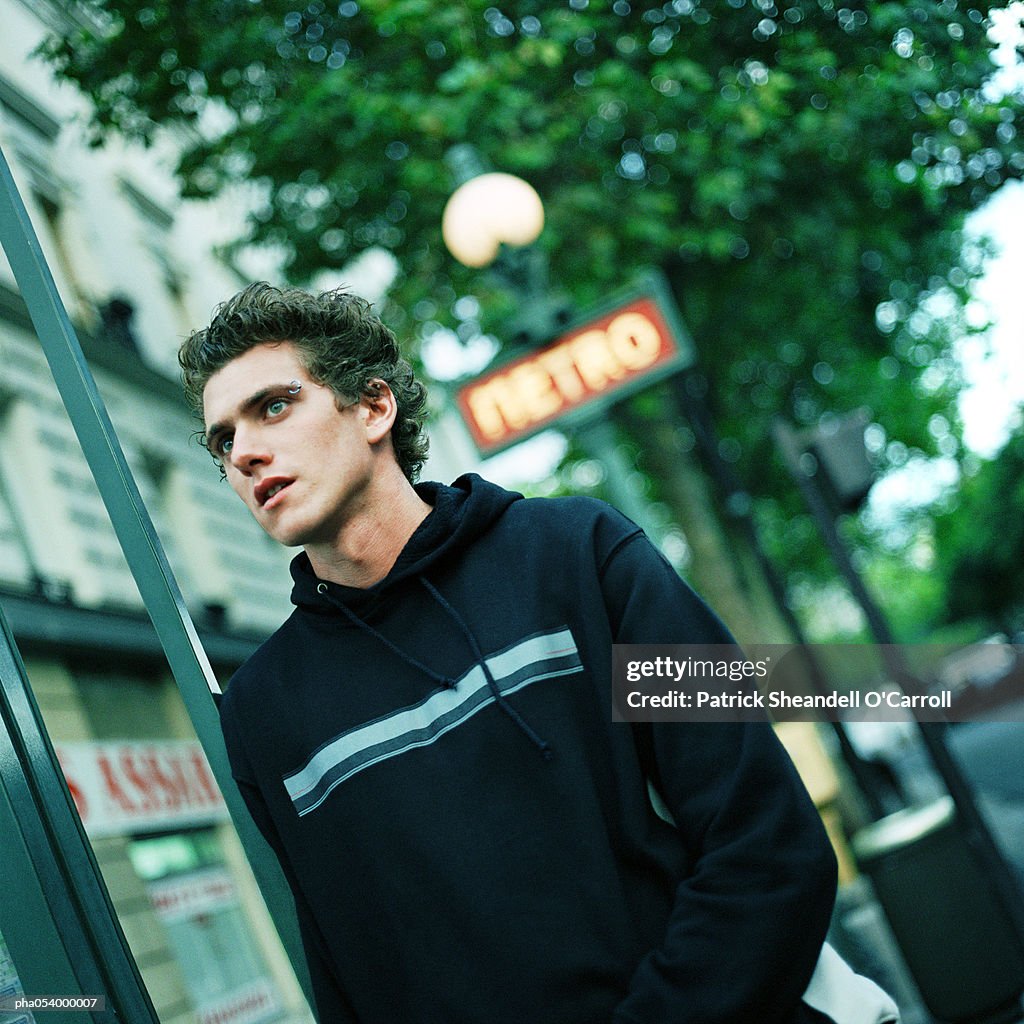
top-left (228, 426), bottom-right (271, 475)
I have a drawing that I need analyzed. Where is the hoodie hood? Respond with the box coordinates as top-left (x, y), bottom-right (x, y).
top-left (289, 473), bottom-right (521, 611)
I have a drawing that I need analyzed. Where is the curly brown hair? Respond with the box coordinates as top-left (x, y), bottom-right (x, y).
top-left (180, 283), bottom-right (429, 481)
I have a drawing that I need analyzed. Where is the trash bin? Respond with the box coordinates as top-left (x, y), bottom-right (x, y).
top-left (852, 797), bottom-right (1024, 1024)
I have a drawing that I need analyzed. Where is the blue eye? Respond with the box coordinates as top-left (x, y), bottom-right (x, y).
top-left (216, 436), bottom-right (234, 457)
top-left (266, 398), bottom-right (288, 416)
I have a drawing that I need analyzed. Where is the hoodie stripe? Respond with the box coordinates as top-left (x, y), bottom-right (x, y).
top-left (284, 628), bottom-right (581, 816)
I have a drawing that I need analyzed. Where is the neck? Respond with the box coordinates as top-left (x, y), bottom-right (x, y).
top-left (304, 469), bottom-right (432, 589)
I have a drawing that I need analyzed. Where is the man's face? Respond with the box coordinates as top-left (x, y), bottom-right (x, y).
top-left (202, 341), bottom-right (380, 548)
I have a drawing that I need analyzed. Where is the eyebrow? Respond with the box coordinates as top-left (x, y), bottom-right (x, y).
top-left (205, 383), bottom-right (295, 442)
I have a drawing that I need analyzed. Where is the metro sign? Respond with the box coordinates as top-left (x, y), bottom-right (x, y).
top-left (456, 275), bottom-right (693, 455)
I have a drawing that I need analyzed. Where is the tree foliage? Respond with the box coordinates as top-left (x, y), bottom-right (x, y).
top-left (42, 0), bottom-right (1024, 626)
top-left (932, 417), bottom-right (1024, 632)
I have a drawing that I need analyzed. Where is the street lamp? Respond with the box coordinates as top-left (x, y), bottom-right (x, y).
top-left (441, 171), bottom-right (545, 269)
top-left (441, 151), bottom-right (556, 341)
top-left (439, 154), bottom-right (663, 539)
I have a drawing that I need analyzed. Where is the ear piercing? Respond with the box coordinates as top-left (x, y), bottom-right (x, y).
top-left (287, 380), bottom-right (302, 394)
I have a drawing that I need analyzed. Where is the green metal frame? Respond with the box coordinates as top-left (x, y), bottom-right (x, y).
top-left (0, 607), bottom-right (156, 1023)
top-left (0, 144), bottom-right (311, 1006)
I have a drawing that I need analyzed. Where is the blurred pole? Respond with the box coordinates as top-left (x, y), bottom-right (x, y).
top-left (773, 415), bottom-right (1024, 955)
top-left (669, 374), bottom-right (888, 819)
top-left (577, 418), bottom-right (662, 540)
top-left (1, 605), bottom-right (159, 1023)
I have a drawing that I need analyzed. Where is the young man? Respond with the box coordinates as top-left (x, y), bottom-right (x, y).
top-left (183, 282), bottom-right (842, 1024)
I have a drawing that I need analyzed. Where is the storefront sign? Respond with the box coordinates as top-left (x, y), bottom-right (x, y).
top-left (456, 280), bottom-right (693, 455)
top-left (147, 867), bottom-right (238, 924)
top-left (141, 861), bottom-right (281, 1024)
top-left (56, 741), bottom-right (228, 837)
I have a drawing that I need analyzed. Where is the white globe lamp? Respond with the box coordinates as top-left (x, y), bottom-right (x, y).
top-left (442, 172), bottom-right (545, 268)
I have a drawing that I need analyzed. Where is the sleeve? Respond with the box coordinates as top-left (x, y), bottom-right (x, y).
top-left (600, 528), bottom-right (838, 1024)
top-left (220, 697), bottom-right (359, 1024)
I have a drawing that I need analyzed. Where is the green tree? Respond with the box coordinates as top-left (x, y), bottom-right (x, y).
top-left (42, 0), bottom-right (1024, 632)
top-left (932, 417), bottom-right (1024, 633)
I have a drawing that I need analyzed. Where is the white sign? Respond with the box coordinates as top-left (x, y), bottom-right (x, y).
top-left (146, 867), bottom-right (238, 924)
top-left (55, 741), bottom-right (228, 837)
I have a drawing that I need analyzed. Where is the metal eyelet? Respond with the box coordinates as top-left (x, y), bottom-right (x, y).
top-left (317, 583), bottom-right (328, 594)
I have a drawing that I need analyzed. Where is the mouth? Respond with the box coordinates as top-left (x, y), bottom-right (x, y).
top-left (256, 477), bottom-right (294, 508)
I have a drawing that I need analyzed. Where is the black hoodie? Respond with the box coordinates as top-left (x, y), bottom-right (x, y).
top-left (219, 474), bottom-right (837, 1024)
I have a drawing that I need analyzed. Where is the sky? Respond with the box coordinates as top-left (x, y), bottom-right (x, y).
top-left (959, 179), bottom-right (1024, 456)
top-left (956, 3), bottom-right (1024, 456)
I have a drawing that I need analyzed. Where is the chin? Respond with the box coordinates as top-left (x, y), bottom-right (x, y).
top-left (255, 515), bottom-right (308, 548)
top-left (269, 517), bottom-right (334, 550)
top-left (269, 527), bottom-right (315, 549)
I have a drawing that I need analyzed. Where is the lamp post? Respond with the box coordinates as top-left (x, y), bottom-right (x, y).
top-left (441, 161), bottom-right (552, 337)
top-left (441, 155), bottom-right (660, 535)
top-left (774, 414), bottom-right (1024, 1022)
top-left (442, 167), bottom-right (545, 271)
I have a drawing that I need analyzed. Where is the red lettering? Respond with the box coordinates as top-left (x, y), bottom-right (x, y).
top-left (162, 754), bottom-right (201, 807)
top-left (56, 751), bottom-right (89, 822)
top-left (119, 749), bottom-right (158, 812)
top-left (142, 752), bottom-right (185, 810)
top-left (190, 750), bottom-right (222, 805)
top-left (96, 752), bottom-right (137, 813)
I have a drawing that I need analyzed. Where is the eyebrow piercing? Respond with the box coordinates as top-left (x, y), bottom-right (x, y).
top-left (287, 380), bottom-right (302, 394)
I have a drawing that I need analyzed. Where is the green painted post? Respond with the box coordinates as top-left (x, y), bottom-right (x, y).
top-left (0, 144), bottom-right (312, 1005)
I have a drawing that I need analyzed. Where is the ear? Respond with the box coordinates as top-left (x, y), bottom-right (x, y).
top-left (360, 380), bottom-right (398, 446)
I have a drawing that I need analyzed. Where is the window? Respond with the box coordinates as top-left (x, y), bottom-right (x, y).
top-left (129, 832), bottom-right (284, 1024)
top-left (0, 74), bottom-right (84, 312)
